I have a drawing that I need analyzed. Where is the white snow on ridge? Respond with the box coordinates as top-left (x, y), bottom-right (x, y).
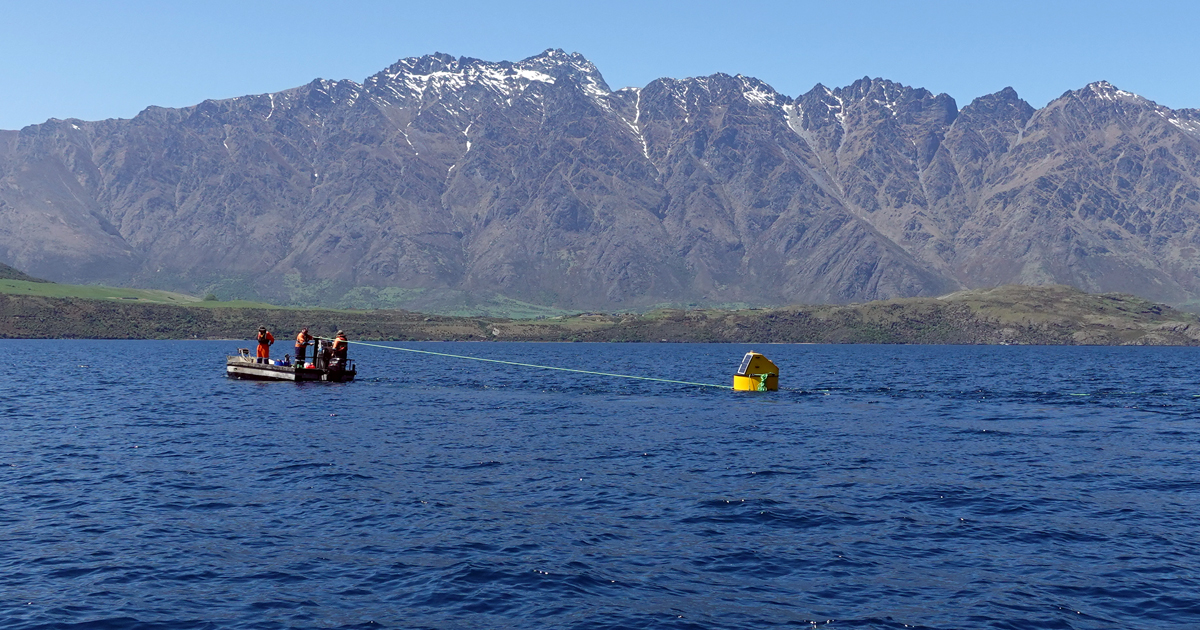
top-left (580, 74), bottom-right (610, 101)
top-left (401, 125), bottom-right (418, 155)
top-left (1165, 113), bottom-right (1200, 135)
top-left (785, 105), bottom-right (812, 144)
top-left (737, 76), bottom-right (785, 109)
top-left (817, 86), bottom-right (846, 126)
top-left (1168, 116), bottom-right (1193, 132)
top-left (1087, 81), bottom-right (1149, 105)
top-left (509, 68), bottom-right (557, 84)
top-left (388, 64), bottom-right (557, 102)
top-left (742, 84), bottom-right (776, 106)
top-left (1086, 83), bottom-right (1200, 135)
top-left (872, 83), bottom-right (901, 116)
top-left (376, 52), bottom-right (619, 112)
top-left (631, 88), bottom-right (649, 160)
top-left (608, 87), bottom-right (650, 160)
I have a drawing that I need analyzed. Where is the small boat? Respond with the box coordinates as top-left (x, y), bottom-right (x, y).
top-left (226, 347), bottom-right (356, 382)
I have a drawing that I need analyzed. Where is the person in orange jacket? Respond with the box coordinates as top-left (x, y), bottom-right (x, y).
top-left (331, 330), bottom-right (348, 361)
top-left (295, 327), bottom-right (313, 366)
top-left (256, 326), bottom-right (275, 362)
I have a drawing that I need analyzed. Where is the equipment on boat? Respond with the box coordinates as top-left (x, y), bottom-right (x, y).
top-left (733, 351), bottom-right (778, 391)
top-left (226, 347), bottom-right (356, 382)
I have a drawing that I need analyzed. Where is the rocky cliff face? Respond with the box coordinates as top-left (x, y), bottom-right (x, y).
top-left (2, 50), bottom-right (1199, 310)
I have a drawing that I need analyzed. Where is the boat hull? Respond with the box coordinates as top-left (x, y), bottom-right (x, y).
top-left (226, 356), bottom-right (356, 382)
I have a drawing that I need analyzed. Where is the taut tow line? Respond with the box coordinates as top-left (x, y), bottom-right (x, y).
top-left (322, 338), bottom-right (733, 389)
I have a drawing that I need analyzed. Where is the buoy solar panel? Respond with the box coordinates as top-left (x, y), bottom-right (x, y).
top-left (733, 351), bottom-right (778, 391)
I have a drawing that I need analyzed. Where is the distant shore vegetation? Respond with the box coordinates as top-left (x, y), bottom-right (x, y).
top-left (1, 278), bottom-right (1197, 346)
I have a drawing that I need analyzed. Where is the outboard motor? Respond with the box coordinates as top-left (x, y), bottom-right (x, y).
top-left (316, 340), bottom-right (333, 370)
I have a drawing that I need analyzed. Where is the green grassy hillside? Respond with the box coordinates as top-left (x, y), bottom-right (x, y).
top-left (2, 283), bottom-right (1199, 345)
top-left (0, 278), bottom-right (279, 308)
top-left (0, 275), bottom-right (572, 318)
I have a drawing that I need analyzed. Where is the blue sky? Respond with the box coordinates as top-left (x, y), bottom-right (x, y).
top-left (1, 0), bottom-right (1196, 130)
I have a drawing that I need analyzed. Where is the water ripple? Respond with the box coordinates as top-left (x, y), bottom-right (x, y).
top-left (3, 341), bottom-right (1200, 629)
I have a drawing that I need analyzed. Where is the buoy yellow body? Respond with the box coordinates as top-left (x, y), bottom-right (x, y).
top-left (733, 351), bottom-right (778, 391)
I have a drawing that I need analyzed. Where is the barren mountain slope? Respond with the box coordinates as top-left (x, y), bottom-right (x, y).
top-left (1, 51), bottom-right (1198, 310)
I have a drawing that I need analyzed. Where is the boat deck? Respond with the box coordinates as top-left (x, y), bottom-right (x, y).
top-left (226, 351), bottom-right (356, 382)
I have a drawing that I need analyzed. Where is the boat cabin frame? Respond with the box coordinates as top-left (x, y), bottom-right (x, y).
top-left (226, 347), bottom-right (356, 382)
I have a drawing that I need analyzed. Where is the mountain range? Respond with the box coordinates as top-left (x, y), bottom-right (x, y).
top-left (2, 49), bottom-right (1198, 311)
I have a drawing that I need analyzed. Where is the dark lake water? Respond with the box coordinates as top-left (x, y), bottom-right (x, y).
top-left (3, 340), bottom-right (1200, 629)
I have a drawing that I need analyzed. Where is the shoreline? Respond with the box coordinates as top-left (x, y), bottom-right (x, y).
top-left (4, 285), bottom-right (1200, 346)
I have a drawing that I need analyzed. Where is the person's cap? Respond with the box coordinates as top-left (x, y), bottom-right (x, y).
top-left (336, 330), bottom-right (344, 335)
top-left (301, 327), bottom-right (308, 331)
top-left (259, 326), bottom-right (266, 331)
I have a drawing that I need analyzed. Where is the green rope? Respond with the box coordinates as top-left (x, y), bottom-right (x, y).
top-left (321, 338), bottom-right (733, 389)
top-left (749, 373), bottom-right (775, 391)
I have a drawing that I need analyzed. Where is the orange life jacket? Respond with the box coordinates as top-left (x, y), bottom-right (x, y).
top-left (257, 331), bottom-right (274, 345)
top-left (332, 335), bottom-right (347, 352)
top-left (296, 331), bottom-right (311, 345)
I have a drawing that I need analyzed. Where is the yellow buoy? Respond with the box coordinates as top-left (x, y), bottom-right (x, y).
top-left (733, 351), bottom-right (778, 391)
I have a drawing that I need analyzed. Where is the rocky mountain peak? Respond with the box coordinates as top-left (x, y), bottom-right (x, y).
top-left (3, 51), bottom-right (1200, 311)
top-left (1080, 80), bottom-right (1147, 104)
top-left (363, 48), bottom-right (614, 107)
top-left (519, 48), bottom-right (612, 97)
top-left (792, 84), bottom-right (846, 130)
top-left (824, 77), bottom-right (958, 135)
top-left (645, 73), bottom-right (789, 110)
top-left (302, 78), bottom-right (363, 107)
top-left (380, 52), bottom-right (460, 77)
top-left (1036, 79), bottom-right (1189, 137)
top-left (1068, 82), bottom-right (1200, 139)
top-left (1048, 80), bottom-right (1156, 116)
top-left (521, 48), bottom-right (595, 72)
top-left (837, 76), bottom-right (903, 101)
top-left (834, 76), bottom-right (945, 106)
top-left (955, 87), bottom-right (1034, 127)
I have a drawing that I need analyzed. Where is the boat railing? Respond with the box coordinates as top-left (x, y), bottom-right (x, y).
top-left (230, 348), bottom-right (295, 366)
top-left (229, 347), bottom-right (353, 372)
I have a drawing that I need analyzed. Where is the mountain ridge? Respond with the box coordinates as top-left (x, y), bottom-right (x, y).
top-left (2, 50), bottom-right (1198, 311)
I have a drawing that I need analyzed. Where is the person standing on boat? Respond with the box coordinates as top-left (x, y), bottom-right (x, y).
top-left (256, 326), bottom-right (275, 362)
top-left (295, 327), bottom-right (313, 366)
top-left (332, 330), bottom-right (348, 361)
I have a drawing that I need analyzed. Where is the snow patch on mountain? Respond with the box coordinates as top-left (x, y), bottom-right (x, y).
top-left (1087, 80), bottom-right (1146, 103)
top-left (369, 49), bottom-right (619, 112)
top-left (785, 104), bottom-right (816, 146)
top-left (631, 88), bottom-right (649, 159)
top-left (1163, 112), bottom-right (1200, 135)
top-left (820, 86), bottom-right (846, 126)
top-left (737, 76), bottom-right (787, 110)
top-left (391, 66), bottom-right (555, 99)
